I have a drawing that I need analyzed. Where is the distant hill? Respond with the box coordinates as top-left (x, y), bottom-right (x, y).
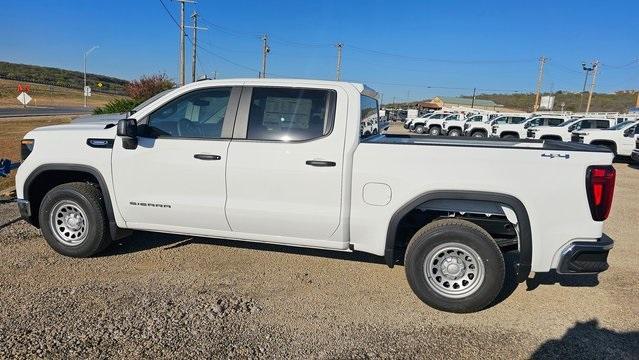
top-left (465, 91), bottom-right (638, 113)
top-left (0, 61), bottom-right (128, 95)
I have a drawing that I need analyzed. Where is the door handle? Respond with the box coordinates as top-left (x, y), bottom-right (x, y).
top-left (305, 160), bottom-right (336, 167)
top-left (194, 154), bottom-right (221, 160)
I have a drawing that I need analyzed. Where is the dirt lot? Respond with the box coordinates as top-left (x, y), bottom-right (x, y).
top-left (0, 122), bottom-right (637, 359)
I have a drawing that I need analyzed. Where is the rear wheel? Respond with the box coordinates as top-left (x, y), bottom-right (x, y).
top-left (502, 134), bottom-right (517, 139)
top-left (415, 125), bottom-right (425, 134)
top-left (39, 182), bottom-right (112, 257)
top-left (429, 126), bottom-right (441, 136)
top-left (404, 219), bottom-right (505, 313)
top-left (448, 128), bottom-right (461, 137)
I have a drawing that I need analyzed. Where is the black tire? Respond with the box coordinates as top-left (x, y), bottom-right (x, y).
top-left (404, 219), bottom-right (505, 313)
top-left (448, 128), bottom-right (461, 137)
top-left (429, 126), bottom-right (441, 136)
top-left (415, 125), bottom-right (425, 134)
top-left (472, 131), bottom-right (486, 138)
top-left (39, 182), bottom-right (112, 257)
top-left (502, 134), bottom-right (517, 139)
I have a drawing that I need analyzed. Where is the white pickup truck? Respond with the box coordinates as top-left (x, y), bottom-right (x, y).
top-left (528, 118), bottom-right (617, 142)
top-left (572, 120), bottom-right (638, 156)
top-left (492, 115), bottom-right (566, 139)
top-left (422, 113), bottom-right (461, 135)
top-left (15, 79), bottom-right (616, 313)
top-left (465, 115), bottom-right (527, 138)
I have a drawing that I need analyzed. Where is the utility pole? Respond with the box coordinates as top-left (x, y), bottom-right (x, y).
top-left (636, 90), bottom-right (639, 108)
top-left (187, 11), bottom-right (207, 83)
top-left (335, 43), bottom-right (343, 81)
top-left (579, 61), bottom-right (596, 112)
top-left (83, 45), bottom-right (99, 108)
top-left (471, 87), bottom-right (477, 108)
top-left (533, 56), bottom-right (547, 112)
top-left (177, 0), bottom-right (195, 86)
top-left (260, 34), bottom-right (270, 78)
top-left (585, 60), bottom-right (599, 113)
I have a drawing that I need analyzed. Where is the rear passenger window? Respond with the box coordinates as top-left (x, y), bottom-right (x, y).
top-left (595, 120), bottom-right (610, 129)
top-left (547, 118), bottom-right (564, 126)
top-left (247, 88), bottom-right (335, 141)
top-left (360, 95), bottom-right (379, 138)
top-left (147, 87), bottom-right (231, 139)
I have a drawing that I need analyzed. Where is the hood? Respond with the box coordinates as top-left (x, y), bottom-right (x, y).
top-left (573, 128), bottom-right (605, 135)
top-left (72, 112), bottom-right (126, 125)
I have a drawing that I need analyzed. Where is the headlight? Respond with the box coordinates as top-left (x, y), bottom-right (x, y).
top-left (21, 139), bottom-right (35, 160)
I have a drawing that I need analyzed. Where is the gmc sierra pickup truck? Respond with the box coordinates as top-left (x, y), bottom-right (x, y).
top-left (15, 79), bottom-right (616, 313)
top-left (573, 120), bottom-right (638, 156)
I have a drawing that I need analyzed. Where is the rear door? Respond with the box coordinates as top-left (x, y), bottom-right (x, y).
top-left (224, 85), bottom-right (347, 246)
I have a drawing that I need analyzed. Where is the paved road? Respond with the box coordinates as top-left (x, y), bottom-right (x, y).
top-left (0, 106), bottom-right (91, 118)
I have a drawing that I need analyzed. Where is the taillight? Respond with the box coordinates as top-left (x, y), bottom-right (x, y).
top-left (21, 139), bottom-right (35, 160)
top-left (586, 166), bottom-right (615, 221)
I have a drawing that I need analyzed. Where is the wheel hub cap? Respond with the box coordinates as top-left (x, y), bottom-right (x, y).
top-left (49, 200), bottom-right (88, 246)
top-left (423, 243), bottom-right (485, 298)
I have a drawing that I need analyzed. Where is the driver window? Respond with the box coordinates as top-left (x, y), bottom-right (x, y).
top-left (147, 87), bottom-right (231, 139)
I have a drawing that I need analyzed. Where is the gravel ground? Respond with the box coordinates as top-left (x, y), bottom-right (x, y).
top-left (0, 163), bottom-right (637, 359)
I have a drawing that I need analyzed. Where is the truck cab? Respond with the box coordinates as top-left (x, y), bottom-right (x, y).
top-left (443, 113), bottom-right (478, 136)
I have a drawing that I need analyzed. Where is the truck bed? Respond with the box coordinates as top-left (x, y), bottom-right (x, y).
top-left (364, 134), bottom-right (611, 153)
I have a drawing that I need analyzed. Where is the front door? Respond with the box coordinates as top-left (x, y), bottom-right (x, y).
top-left (225, 86), bottom-right (346, 245)
top-left (112, 86), bottom-right (240, 235)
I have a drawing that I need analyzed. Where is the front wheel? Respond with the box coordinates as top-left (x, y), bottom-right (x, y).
top-left (448, 129), bottom-right (461, 137)
top-left (415, 125), bottom-right (425, 134)
top-left (39, 182), bottom-right (112, 257)
top-left (429, 127), bottom-right (441, 136)
top-left (472, 131), bottom-right (486, 138)
top-left (404, 219), bottom-right (505, 313)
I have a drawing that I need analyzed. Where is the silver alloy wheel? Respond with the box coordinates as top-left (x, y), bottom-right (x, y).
top-left (472, 132), bottom-right (485, 138)
top-left (423, 243), bottom-right (485, 298)
top-left (449, 130), bottom-right (460, 136)
top-left (429, 127), bottom-right (440, 136)
top-left (49, 200), bottom-right (89, 246)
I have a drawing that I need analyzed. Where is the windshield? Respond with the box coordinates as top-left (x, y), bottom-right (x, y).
top-left (559, 118), bottom-right (580, 127)
top-left (608, 121), bottom-right (633, 130)
top-left (131, 89), bottom-right (175, 113)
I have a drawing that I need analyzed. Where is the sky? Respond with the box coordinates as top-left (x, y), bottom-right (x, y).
top-left (1, 0), bottom-right (638, 101)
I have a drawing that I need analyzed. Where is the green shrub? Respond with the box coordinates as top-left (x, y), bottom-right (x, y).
top-left (93, 98), bottom-right (140, 114)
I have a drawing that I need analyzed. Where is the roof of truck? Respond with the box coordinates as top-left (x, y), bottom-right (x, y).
top-left (194, 78), bottom-right (378, 99)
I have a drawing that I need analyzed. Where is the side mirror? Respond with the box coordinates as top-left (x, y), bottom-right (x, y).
top-left (117, 119), bottom-right (138, 150)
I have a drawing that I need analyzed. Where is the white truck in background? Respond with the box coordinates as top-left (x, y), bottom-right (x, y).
top-left (423, 113), bottom-right (463, 135)
top-left (492, 115), bottom-right (567, 139)
top-left (15, 78), bottom-right (617, 313)
top-left (465, 114), bottom-right (528, 138)
top-left (410, 112), bottom-right (450, 133)
top-left (528, 118), bottom-right (618, 142)
top-left (573, 120), bottom-right (638, 156)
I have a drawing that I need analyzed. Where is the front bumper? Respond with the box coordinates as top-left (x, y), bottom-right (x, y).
top-left (631, 150), bottom-right (639, 163)
top-left (557, 236), bottom-right (613, 274)
top-left (16, 199), bottom-right (31, 220)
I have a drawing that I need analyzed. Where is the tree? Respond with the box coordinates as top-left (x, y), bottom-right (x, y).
top-left (125, 74), bottom-right (175, 102)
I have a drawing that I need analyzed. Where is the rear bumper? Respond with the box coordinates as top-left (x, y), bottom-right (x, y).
top-left (557, 235), bottom-right (613, 274)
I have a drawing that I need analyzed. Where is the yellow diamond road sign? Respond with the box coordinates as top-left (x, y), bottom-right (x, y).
top-left (97, 82), bottom-right (103, 88)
